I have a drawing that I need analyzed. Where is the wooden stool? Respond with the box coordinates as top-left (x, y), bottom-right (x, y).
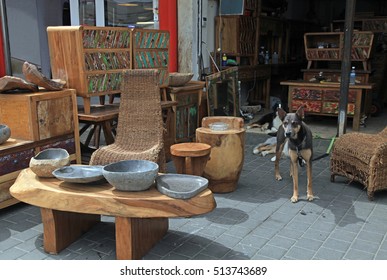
top-left (170, 143), bottom-right (211, 176)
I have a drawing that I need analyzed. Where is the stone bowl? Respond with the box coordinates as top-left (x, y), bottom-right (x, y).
top-left (168, 72), bottom-right (194, 87)
top-left (156, 174), bottom-right (209, 199)
top-left (29, 148), bottom-right (70, 178)
top-left (0, 124), bottom-right (11, 144)
top-left (102, 160), bottom-right (159, 191)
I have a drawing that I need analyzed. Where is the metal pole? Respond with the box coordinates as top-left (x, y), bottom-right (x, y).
top-left (0, 0), bottom-right (12, 75)
top-left (337, 0), bottom-right (356, 137)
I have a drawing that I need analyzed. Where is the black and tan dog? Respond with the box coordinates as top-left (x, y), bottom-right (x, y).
top-left (274, 106), bottom-right (314, 203)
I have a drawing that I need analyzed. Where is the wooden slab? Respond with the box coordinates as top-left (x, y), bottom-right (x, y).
top-left (10, 168), bottom-right (216, 218)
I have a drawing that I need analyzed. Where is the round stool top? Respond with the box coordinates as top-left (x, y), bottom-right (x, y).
top-left (170, 142), bottom-right (211, 157)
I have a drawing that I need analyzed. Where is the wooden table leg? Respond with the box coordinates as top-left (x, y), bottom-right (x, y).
top-left (40, 208), bottom-right (100, 254)
top-left (115, 217), bottom-right (168, 260)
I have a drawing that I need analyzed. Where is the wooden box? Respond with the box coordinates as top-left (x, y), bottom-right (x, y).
top-left (0, 90), bottom-right (77, 141)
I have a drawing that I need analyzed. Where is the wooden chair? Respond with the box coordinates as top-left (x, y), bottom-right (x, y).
top-left (330, 126), bottom-right (387, 200)
top-left (89, 69), bottom-right (166, 172)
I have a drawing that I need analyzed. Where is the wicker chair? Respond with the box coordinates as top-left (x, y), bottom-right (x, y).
top-left (89, 69), bottom-right (166, 172)
top-left (330, 126), bottom-right (387, 200)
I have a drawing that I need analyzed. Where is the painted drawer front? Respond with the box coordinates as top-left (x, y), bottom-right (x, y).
top-left (291, 88), bottom-right (322, 100)
top-left (133, 50), bottom-right (169, 86)
top-left (322, 102), bottom-right (355, 115)
top-left (324, 90), bottom-right (356, 102)
top-left (84, 51), bottom-right (131, 71)
top-left (40, 137), bottom-right (76, 156)
top-left (0, 148), bottom-right (34, 176)
top-left (87, 72), bottom-right (122, 93)
top-left (82, 28), bottom-right (131, 49)
top-left (291, 100), bottom-right (321, 112)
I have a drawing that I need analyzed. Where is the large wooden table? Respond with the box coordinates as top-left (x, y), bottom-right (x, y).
top-left (10, 168), bottom-right (216, 259)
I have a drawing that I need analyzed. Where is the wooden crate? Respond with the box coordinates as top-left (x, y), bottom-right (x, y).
top-left (0, 90), bottom-right (76, 141)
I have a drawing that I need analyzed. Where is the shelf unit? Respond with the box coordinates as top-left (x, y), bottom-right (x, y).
top-left (304, 31), bottom-right (374, 70)
top-left (47, 26), bottom-right (170, 114)
top-left (332, 17), bottom-right (387, 32)
top-left (215, 15), bottom-right (257, 65)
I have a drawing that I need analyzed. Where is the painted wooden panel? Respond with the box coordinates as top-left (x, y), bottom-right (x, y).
top-left (0, 149), bottom-right (34, 176)
top-left (291, 88), bottom-right (322, 100)
top-left (291, 100), bottom-right (321, 112)
top-left (322, 102), bottom-right (355, 115)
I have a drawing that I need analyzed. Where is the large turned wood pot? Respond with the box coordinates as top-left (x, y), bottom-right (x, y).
top-left (196, 116), bottom-right (245, 193)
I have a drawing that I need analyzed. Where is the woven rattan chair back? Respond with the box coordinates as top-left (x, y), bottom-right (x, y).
top-left (90, 69), bottom-right (166, 171)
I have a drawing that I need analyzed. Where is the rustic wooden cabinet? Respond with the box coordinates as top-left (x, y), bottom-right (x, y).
top-left (0, 89), bottom-right (81, 208)
top-left (280, 80), bottom-right (373, 131)
top-left (47, 26), bottom-right (170, 114)
top-left (304, 31), bottom-right (374, 70)
top-left (167, 81), bottom-right (205, 142)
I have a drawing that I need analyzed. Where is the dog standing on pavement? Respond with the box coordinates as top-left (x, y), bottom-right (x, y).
top-left (274, 106), bottom-right (314, 203)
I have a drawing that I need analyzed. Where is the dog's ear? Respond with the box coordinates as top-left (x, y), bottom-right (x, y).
top-left (296, 106), bottom-right (305, 119)
top-left (277, 107), bottom-right (287, 120)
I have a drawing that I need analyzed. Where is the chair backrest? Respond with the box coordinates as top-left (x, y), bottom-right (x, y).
top-left (116, 69), bottom-right (164, 151)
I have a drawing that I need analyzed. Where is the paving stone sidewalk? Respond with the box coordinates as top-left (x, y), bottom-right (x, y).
top-left (1, 132), bottom-right (387, 260)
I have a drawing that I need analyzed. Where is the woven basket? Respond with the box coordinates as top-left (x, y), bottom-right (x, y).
top-left (168, 72), bottom-right (193, 87)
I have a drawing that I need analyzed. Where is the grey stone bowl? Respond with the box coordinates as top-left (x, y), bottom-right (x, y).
top-left (156, 174), bottom-right (208, 199)
top-left (102, 160), bottom-right (159, 191)
top-left (52, 165), bottom-right (104, 183)
top-left (29, 148), bottom-right (70, 178)
top-left (0, 124), bottom-right (11, 144)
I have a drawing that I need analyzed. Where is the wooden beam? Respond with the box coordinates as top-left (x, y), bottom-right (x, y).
top-left (337, 0), bottom-right (356, 136)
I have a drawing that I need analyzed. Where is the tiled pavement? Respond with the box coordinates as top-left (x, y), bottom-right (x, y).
top-left (1, 132), bottom-right (387, 260)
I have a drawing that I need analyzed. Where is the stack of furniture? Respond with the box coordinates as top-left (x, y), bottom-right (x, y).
top-left (280, 30), bottom-right (375, 127)
top-left (47, 26), bottom-right (176, 157)
top-left (47, 26), bottom-right (170, 114)
top-left (0, 89), bottom-right (81, 209)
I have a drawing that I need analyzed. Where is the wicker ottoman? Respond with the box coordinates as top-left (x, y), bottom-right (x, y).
top-left (330, 127), bottom-right (387, 200)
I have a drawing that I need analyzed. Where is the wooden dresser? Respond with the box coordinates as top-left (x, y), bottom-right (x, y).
top-left (0, 89), bottom-right (81, 209)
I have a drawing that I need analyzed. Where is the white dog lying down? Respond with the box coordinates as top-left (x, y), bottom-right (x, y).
top-left (253, 137), bottom-right (289, 162)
